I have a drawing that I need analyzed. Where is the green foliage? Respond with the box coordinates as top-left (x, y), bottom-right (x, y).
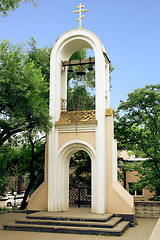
top-left (115, 84), bottom-right (160, 195)
top-left (0, 168), bottom-right (8, 195)
top-left (0, 39), bottom-right (52, 147)
top-left (134, 160), bottom-right (160, 196)
top-left (0, 141), bottom-right (19, 194)
top-left (67, 49), bottom-right (95, 111)
top-left (68, 49), bottom-right (95, 89)
top-left (70, 151), bottom-right (91, 188)
top-left (17, 139), bottom-right (45, 194)
top-left (0, 0), bottom-right (38, 17)
top-left (67, 49), bottom-right (114, 111)
top-left (27, 38), bottom-right (51, 85)
top-left (29, 141), bottom-right (45, 193)
top-left (117, 158), bottom-right (133, 188)
top-left (0, 137), bottom-right (45, 195)
top-left (27, 38), bottom-right (51, 104)
top-left (0, 39), bottom-right (51, 206)
top-left (67, 85), bottom-right (95, 111)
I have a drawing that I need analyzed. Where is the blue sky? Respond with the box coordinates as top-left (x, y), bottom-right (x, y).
top-left (0, 0), bottom-right (160, 110)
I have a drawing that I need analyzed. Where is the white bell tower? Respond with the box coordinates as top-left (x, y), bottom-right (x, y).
top-left (28, 4), bottom-right (134, 219)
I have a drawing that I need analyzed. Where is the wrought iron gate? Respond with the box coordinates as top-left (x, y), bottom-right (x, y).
top-left (69, 187), bottom-right (91, 207)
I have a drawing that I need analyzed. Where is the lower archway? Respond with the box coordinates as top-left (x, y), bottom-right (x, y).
top-left (57, 140), bottom-right (97, 213)
top-left (69, 150), bottom-right (91, 208)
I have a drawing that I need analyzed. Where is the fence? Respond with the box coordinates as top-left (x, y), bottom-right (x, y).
top-left (69, 187), bottom-right (91, 208)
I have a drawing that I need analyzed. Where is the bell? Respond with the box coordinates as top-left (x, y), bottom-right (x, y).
top-left (76, 65), bottom-right (86, 76)
top-left (87, 57), bottom-right (94, 71)
top-left (68, 60), bottom-right (73, 73)
top-left (88, 63), bottom-right (94, 71)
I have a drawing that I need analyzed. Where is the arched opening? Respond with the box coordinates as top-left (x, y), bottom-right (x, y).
top-left (61, 48), bottom-right (95, 112)
top-left (59, 37), bottom-right (97, 115)
top-left (56, 140), bottom-right (96, 212)
top-left (69, 150), bottom-right (91, 208)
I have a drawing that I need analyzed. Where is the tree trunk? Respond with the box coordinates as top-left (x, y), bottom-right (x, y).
top-left (19, 139), bottom-right (35, 210)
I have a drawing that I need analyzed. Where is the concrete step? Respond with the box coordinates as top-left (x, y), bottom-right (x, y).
top-left (4, 221), bottom-right (130, 236)
top-left (26, 213), bottom-right (114, 222)
top-left (15, 216), bottom-right (122, 228)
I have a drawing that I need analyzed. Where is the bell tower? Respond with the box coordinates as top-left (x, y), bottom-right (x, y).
top-left (48, 28), bottom-right (111, 213)
top-left (28, 4), bottom-right (135, 218)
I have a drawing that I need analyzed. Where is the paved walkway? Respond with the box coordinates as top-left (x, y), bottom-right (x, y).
top-left (0, 211), bottom-right (158, 240)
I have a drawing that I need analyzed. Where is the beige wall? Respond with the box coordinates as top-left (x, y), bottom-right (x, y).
top-left (105, 113), bottom-right (135, 214)
top-left (58, 131), bottom-right (96, 149)
top-left (27, 181), bottom-right (48, 211)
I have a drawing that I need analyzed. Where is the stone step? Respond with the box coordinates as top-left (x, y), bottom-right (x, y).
top-left (4, 221), bottom-right (130, 236)
top-left (26, 213), bottom-right (114, 222)
top-left (15, 216), bottom-right (122, 228)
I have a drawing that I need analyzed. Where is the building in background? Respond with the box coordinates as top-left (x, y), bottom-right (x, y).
top-left (118, 151), bottom-right (154, 201)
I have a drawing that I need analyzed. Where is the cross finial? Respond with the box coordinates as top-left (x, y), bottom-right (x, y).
top-left (73, 3), bottom-right (87, 29)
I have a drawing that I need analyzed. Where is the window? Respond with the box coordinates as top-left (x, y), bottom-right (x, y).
top-left (128, 183), bottom-right (143, 196)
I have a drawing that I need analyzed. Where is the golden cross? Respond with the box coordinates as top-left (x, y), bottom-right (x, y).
top-left (73, 3), bottom-right (87, 29)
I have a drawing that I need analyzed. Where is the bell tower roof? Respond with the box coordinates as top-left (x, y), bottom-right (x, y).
top-left (51, 28), bottom-right (110, 63)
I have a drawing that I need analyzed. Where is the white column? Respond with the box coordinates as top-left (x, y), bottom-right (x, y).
top-left (95, 53), bottom-right (107, 214)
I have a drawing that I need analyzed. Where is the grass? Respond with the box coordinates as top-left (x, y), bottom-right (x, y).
top-left (0, 207), bottom-right (8, 212)
top-left (0, 207), bottom-right (26, 213)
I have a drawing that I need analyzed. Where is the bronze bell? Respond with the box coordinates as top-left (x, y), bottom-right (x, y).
top-left (76, 65), bottom-right (86, 76)
top-left (88, 57), bottom-right (94, 71)
top-left (68, 60), bottom-right (73, 72)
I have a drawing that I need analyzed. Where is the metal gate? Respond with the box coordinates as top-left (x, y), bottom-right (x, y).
top-left (69, 187), bottom-right (91, 207)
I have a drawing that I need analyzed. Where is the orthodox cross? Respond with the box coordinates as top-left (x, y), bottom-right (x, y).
top-left (73, 3), bottom-right (87, 29)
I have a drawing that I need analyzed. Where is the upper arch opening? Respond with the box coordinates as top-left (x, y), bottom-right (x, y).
top-left (61, 39), bottom-right (93, 60)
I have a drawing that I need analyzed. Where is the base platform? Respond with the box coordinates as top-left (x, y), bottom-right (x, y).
top-left (3, 208), bottom-right (133, 236)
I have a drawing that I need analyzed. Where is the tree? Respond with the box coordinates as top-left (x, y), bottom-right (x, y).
top-left (0, 40), bottom-right (52, 147)
top-left (0, 135), bottom-right (46, 208)
top-left (0, 0), bottom-right (38, 17)
top-left (67, 85), bottom-right (95, 111)
top-left (117, 158), bottom-right (129, 189)
top-left (18, 134), bottom-right (46, 209)
top-left (115, 84), bottom-right (160, 196)
top-left (0, 39), bottom-right (52, 208)
top-left (67, 49), bottom-right (114, 111)
top-left (67, 49), bottom-right (95, 111)
top-left (27, 38), bottom-right (51, 86)
top-left (0, 144), bottom-right (10, 195)
top-left (70, 151), bottom-right (91, 188)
